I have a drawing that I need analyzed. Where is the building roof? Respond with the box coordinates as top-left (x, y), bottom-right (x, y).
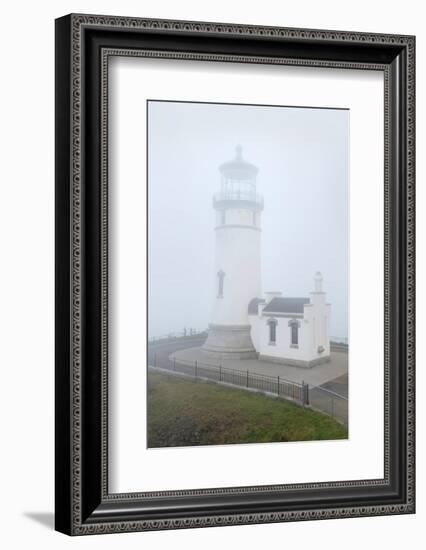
top-left (262, 297), bottom-right (309, 314)
top-left (248, 297), bottom-right (265, 314)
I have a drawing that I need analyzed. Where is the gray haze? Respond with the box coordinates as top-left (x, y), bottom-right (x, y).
top-left (148, 101), bottom-right (349, 339)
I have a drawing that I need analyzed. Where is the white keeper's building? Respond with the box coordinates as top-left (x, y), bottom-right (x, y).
top-left (202, 146), bottom-right (331, 368)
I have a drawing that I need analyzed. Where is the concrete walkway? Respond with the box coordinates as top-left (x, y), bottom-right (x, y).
top-left (319, 373), bottom-right (349, 398)
top-left (170, 346), bottom-right (348, 387)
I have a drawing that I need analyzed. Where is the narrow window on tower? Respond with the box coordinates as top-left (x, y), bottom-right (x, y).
top-left (252, 211), bottom-right (257, 226)
top-left (217, 270), bottom-right (225, 298)
top-left (289, 319), bottom-right (300, 348)
top-left (221, 210), bottom-right (226, 225)
top-left (267, 318), bottom-right (277, 344)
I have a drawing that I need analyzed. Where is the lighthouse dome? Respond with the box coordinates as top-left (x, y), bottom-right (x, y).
top-left (219, 145), bottom-right (258, 180)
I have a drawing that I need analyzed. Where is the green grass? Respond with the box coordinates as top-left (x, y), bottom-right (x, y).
top-left (147, 371), bottom-right (348, 448)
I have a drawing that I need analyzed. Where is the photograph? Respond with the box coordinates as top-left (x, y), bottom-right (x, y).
top-left (147, 100), bottom-right (349, 448)
top-left (51, 8), bottom-right (415, 539)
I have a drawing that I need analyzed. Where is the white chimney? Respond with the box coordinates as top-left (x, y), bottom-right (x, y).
top-left (314, 272), bottom-right (323, 292)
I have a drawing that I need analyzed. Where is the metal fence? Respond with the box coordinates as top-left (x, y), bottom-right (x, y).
top-left (148, 329), bottom-right (207, 344)
top-left (148, 339), bottom-right (348, 428)
top-left (308, 385), bottom-right (348, 427)
top-left (149, 351), bottom-right (309, 407)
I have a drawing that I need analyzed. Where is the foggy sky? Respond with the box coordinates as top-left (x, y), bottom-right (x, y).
top-left (148, 101), bottom-right (349, 339)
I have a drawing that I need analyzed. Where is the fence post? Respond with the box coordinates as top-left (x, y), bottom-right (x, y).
top-left (173, 357), bottom-right (176, 371)
top-left (304, 383), bottom-right (310, 406)
top-left (195, 360), bottom-right (198, 379)
top-left (219, 364), bottom-right (222, 382)
top-left (331, 397), bottom-right (334, 418)
top-left (154, 353), bottom-right (157, 368)
top-left (247, 370), bottom-right (249, 388)
top-left (277, 376), bottom-right (280, 396)
top-left (301, 381), bottom-right (305, 407)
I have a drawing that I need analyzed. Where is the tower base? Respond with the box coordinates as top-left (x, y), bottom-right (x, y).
top-left (202, 324), bottom-right (258, 360)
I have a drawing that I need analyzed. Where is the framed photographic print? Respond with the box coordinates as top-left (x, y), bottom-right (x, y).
top-left (55, 14), bottom-right (415, 535)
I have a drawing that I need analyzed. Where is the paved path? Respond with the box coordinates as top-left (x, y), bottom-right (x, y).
top-left (319, 373), bottom-right (349, 398)
top-left (170, 346), bottom-right (348, 388)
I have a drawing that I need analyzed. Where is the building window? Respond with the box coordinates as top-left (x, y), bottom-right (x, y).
top-left (221, 210), bottom-right (226, 225)
top-left (267, 318), bottom-right (277, 344)
top-left (288, 319), bottom-right (300, 348)
top-left (291, 324), bottom-right (298, 345)
top-left (217, 270), bottom-right (225, 298)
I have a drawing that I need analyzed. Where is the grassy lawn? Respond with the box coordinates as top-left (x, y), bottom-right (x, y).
top-left (147, 371), bottom-right (347, 448)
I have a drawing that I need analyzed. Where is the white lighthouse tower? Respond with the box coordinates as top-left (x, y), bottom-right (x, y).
top-left (203, 146), bottom-right (263, 359)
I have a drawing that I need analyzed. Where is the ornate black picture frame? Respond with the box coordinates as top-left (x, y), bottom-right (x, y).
top-left (55, 13), bottom-right (415, 535)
